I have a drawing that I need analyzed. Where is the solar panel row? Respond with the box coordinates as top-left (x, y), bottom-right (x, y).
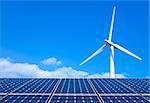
top-left (119, 79), bottom-right (150, 93)
top-left (0, 78), bottom-right (149, 103)
top-left (101, 96), bottom-right (149, 103)
top-left (0, 79), bottom-right (30, 93)
top-left (90, 79), bottom-right (134, 93)
top-left (0, 95), bottom-right (149, 103)
top-left (51, 95), bottom-right (99, 103)
top-left (0, 95), bottom-right (49, 103)
top-left (13, 79), bottom-right (58, 93)
top-left (56, 79), bottom-right (94, 93)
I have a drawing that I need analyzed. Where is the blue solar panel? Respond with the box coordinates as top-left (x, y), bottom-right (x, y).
top-left (119, 79), bottom-right (150, 93)
top-left (0, 78), bottom-right (149, 103)
top-left (56, 79), bottom-right (94, 93)
top-left (0, 95), bottom-right (49, 103)
top-left (0, 78), bottom-right (4, 81)
top-left (143, 96), bottom-right (150, 102)
top-left (51, 95), bottom-right (99, 103)
top-left (0, 95), bottom-right (5, 100)
top-left (13, 79), bottom-right (58, 93)
top-left (101, 96), bottom-right (149, 103)
top-left (90, 79), bottom-right (134, 93)
top-left (0, 79), bottom-right (30, 93)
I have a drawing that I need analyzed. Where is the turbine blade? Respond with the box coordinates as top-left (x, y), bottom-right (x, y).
top-left (108, 6), bottom-right (116, 41)
top-left (113, 43), bottom-right (142, 60)
top-left (79, 44), bottom-right (107, 66)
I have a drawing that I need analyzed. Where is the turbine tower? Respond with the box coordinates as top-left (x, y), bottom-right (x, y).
top-left (79, 7), bottom-right (142, 78)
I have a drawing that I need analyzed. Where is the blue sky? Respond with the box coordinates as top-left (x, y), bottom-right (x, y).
top-left (0, 1), bottom-right (149, 78)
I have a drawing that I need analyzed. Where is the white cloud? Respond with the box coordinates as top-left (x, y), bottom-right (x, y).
top-left (87, 73), bottom-right (125, 78)
top-left (41, 57), bottom-right (62, 66)
top-left (0, 58), bottom-right (125, 78)
top-left (43, 67), bottom-right (88, 78)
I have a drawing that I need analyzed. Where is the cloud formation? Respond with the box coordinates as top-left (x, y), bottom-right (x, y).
top-left (41, 57), bottom-right (62, 66)
top-left (0, 58), bottom-right (125, 78)
top-left (87, 73), bottom-right (125, 78)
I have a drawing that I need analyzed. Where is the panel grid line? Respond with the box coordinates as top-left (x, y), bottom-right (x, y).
top-left (46, 79), bottom-right (61, 103)
top-left (88, 79), bottom-right (104, 103)
top-left (59, 79), bottom-right (66, 93)
top-left (1, 93), bottom-right (149, 96)
top-left (78, 79), bottom-right (82, 93)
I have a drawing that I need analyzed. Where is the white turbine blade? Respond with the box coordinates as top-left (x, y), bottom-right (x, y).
top-left (108, 6), bottom-right (116, 41)
top-left (79, 44), bottom-right (107, 66)
top-left (105, 40), bottom-right (142, 60)
top-left (113, 43), bottom-right (142, 60)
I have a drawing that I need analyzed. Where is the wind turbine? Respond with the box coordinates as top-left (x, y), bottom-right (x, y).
top-left (79, 7), bottom-right (142, 78)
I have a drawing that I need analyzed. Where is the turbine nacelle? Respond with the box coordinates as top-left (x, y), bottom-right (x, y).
top-left (105, 39), bottom-right (113, 46)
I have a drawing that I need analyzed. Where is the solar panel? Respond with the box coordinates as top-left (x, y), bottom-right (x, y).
top-left (90, 79), bottom-right (134, 93)
top-left (0, 78), bottom-right (149, 103)
top-left (51, 95), bottom-right (99, 103)
top-left (0, 78), bottom-right (4, 81)
top-left (119, 79), bottom-right (150, 93)
top-left (0, 95), bottom-right (49, 103)
top-left (13, 79), bottom-right (58, 93)
top-left (56, 79), bottom-right (94, 93)
top-left (101, 96), bottom-right (149, 103)
top-left (0, 79), bottom-right (31, 93)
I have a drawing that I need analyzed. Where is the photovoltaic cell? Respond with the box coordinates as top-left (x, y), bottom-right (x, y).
top-left (143, 96), bottom-right (150, 102)
top-left (0, 95), bottom-right (5, 100)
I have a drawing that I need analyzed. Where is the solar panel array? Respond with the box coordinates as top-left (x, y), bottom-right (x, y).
top-left (0, 78), bottom-right (149, 103)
